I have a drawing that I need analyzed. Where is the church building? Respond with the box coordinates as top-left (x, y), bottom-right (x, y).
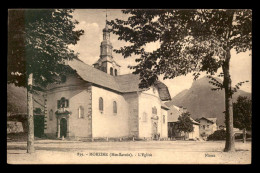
top-left (44, 22), bottom-right (171, 140)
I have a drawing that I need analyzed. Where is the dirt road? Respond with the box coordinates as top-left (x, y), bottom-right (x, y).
top-left (7, 140), bottom-right (251, 164)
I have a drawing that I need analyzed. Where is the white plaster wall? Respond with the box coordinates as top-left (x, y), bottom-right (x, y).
top-left (160, 108), bottom-right (168, 138)
top-left (212, 123), bottom-right (218, 133)
top-left (45, 75), bottom-right (90, 137)
top-left (69, 90), bottom-right (91, 137)
top-left (91, 85), bottom-right (129, 138)
top-left (188, 124), bottom-right (200, 139)
top-left (138, 87), bottom-right (162, 138)
top-left (199, 119), bottom-right (216, 136)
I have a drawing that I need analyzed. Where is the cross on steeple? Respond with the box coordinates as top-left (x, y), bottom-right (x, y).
top-left (106, 9), bottom-right (107, 24)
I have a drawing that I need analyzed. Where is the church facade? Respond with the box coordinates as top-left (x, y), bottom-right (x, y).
top-left (44, 23), bottom-right (171, 140)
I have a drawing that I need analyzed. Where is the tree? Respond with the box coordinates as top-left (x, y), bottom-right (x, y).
top-left (233, 96), bottom-right (252, 143)
top-left (108, 9), bottom-right (252, 152)
top-left (176, 112), bottom-right (194, 140)
top-left (8, 9), bottom-right (84, 153)
top-left (207, 129), bottom-right (226, 141)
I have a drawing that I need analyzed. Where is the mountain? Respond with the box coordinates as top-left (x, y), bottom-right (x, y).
top-left (7, 84), bottom-right (27, 114)
top-left (7, 84), bottom-right (44, 115)
top-left (165, 76), bottom-right (251, 126)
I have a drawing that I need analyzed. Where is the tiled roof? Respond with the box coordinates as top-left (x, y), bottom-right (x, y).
top-left (190, 117), bottom-right (200, 125)
top-left (161, 103), bottom-right (170, 110)
top-left (93, 56), bottom-right (121, 67)
top-left (198, 117), bottom-right (217, 124)
top-left (207, 118), bottom-right (217, 123)
top-left (168, 105), bottom-right (182, 122)
top-left (68, 59), bottom-right (171, 101)
top-left (114, 73), bottom-right (143, 92)
top-left (168, 105), bottom-right (199, 125)
top-left (68, 59), bottom-right (121, 92)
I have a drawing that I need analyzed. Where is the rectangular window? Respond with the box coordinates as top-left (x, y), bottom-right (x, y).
top-left (99, 97), bottom-right (103, 111)
top-left (113, 101), bottom-right (117, 114)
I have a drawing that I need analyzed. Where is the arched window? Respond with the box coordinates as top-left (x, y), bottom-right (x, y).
top-left (110, 67), bottom-right (113, 75)
top-left (78, 106), bottom-right (84, 118)
top-left (49, 109), bottom-right (53, 121)
top-left (142, 112), bottom-right (147, 122)
top-left (114, 69), bottom-right (118, 76)
top-left (163, 115), bottom-right (166, 124)
top-left (113, 101), bottom-right (117, 114)
top-left (99, 97), bottom-right (103, 111)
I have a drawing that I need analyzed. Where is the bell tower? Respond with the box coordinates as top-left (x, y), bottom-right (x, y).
top-left (100, 23), bottom-right (113, 59)
top-left (93, 12), bottom-right (120, 76)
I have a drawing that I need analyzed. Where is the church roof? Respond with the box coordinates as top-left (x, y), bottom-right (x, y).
top-left (68, 59), bottom-right (171, 101)
top-left (69, 59), bottom-right (120, 92)
top-left (93, 56), bottom-right (121, 67)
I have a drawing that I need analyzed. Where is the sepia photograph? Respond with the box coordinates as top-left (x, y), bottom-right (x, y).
top-left (7, 9), bottom-right (252, 164)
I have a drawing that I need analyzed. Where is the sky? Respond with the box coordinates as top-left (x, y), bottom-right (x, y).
top-left (70, 9), bottom-right (252, 98)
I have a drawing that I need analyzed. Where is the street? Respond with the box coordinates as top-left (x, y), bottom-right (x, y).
top-left (7, 139), bottom-right (251, 164)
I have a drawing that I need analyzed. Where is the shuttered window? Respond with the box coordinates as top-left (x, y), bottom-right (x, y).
top-left (57, 97), bottom-right (69, 108)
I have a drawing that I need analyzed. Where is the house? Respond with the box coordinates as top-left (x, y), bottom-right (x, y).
top-left (196, 117), bottom-right (218, 137)
top-left (43, 22), bottom-right (171, 140)
top-left (218, 125), bottom-right (226, 130)
top-left (167, 105), bottom-right (200, 140)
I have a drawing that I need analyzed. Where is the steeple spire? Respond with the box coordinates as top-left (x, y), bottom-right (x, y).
top-left (103, 9), bottom-right (109, 35)
top-left (92, 10), bottom-right (121, 75)
top-left (106, 9), bottom-right (107, 24)
top-left (100, 10), bottom-right (112, 58)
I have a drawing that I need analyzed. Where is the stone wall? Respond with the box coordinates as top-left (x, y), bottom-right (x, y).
top-left (7, 121), bottom-right (23, 133)
top-left (123, 92), bottom-right (139, 137)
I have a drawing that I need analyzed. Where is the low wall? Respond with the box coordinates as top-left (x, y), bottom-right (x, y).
top-left (7, 121), bottom-right (23, 134)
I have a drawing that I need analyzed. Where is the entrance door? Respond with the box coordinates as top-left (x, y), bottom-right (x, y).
top-left (60, 118), bottom-right (67, 138)
top-left (34, 115), bottom-right (44, 138)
